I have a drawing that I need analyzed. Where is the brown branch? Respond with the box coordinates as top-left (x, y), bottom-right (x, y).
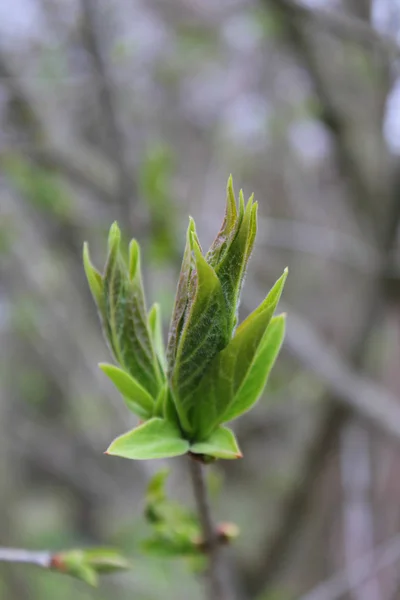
top-left (188, 457), bottom-right (229, 600)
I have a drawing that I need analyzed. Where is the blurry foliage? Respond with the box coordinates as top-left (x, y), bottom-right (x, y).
top-left (2, 154), bottom-right (72, 219)
top-left (138, 145), bottom-right (178, 264)
top-left (142, 469), bottom-right (204, 561)
top-left (175, 24), bottom-right (219, 61)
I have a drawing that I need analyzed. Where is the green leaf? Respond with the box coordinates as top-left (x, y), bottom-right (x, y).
top-left (210, 182), bottom-right (258, 334)
top-left (103, 223), bottom-right (161, 396)
top-left (51, 548), bottom-right (130, 586)
top-left (154, 381), bottom-right (168, 417)
top-left (52, 551), bottom-right (98, 586)
top-left (148, 303), bottom-right (167, 372)
top-left (166, 218), bottom-right (196, 372)
top-left (141, 535), bottom-right (201, 557)
top-left (171, 223), bottom-right (229, 433)
top-left (221, 314), bottom-right (286, 423)
top-left (83, 548), bottom-right (131, 574)
top-left (83, 242), bottom-right (103, 309)
top-left (190, 427), bottom-right (242, 459)
top-left (205, 175), bottom-right (237, 268)
top-left (99, 363), bottom-right (154, 419)
top-left (146, 468), bottom-right (170, 504)
top-left (163, 387), bottom-right (181, 428)
top-left (191, 269), bottom-right (287, 438)
top-left (105, 418), bottom-right (189, 460)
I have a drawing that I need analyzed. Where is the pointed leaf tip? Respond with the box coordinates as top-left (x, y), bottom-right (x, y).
top-left (107, 221), bottom-right (121, 251)
top-left (128, 238), bottom-right (140, 280)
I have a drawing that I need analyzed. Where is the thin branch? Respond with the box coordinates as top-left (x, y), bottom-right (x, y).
top-left (264, 0), bottom-right (386, 234)
top-left (0, 548), bottom-right (51, 568)
top-left (299, 532), bottom-right (400, 600)
top-left (188, 457), bottom-right (229, 600)
top-left (281, 0), bottom-right (400, 58)
top-left (0, 50), bottom-right (118, 200)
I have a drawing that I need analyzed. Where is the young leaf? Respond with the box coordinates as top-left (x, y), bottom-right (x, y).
top-left (148, 302), bottom-right (167, 372)
top-left (51, 548), bottom-right (130, 586)
top-left (103, 223), bottom-right (161, 396)
top-left (83, 242), bottom-right (103, 309)
top-left (146, 468), bottom-right (170, 505)
top-left (163, 387), bottom-right (181, 428)
top-left (212, 189), bottom-right (258, 334)
top-left (191, 269), bottom-right (287, 438)
top-left (52, 551), bottom-right (98, 586)
top-left (154, 381), bottom-right (168, 418)
top-left (171, 227), bottom-right (229, 433)
top-left (83, 548), bottom-right (131, 574)
top-left (105, 418), bottom-right (189, 460)
top-left (221, 314), bottom-right (286, 423)
top-left (205, 175), bottom-right (237, 267)
top-left (99, 363), bottom-right (154, 419)
top-left (190, 427), bottom-right (242, 460)
top-left (166, 218), bottom-right (196, 371)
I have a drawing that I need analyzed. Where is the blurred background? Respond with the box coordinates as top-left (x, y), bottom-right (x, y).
top-left (1, 0), bottom-right (400, 599)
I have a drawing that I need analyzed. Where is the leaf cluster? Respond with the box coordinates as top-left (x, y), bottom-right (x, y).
top-left (83, 177), bottom-right (287, 461)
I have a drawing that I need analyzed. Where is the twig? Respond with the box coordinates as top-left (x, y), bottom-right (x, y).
top-left (188, 457), bottom-right (228, 600)
top-left (0, 548), bottom-right (51, 568)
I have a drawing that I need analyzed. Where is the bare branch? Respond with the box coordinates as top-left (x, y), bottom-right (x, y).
top-left (0, 50), bottom-right (118, 200)
top-left (263, 0), bottom-right (388, 234)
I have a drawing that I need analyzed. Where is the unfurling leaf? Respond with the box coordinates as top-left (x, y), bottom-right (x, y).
top-left (99, 363), bottom-right (154, 419)
top-left (211, 187), bottom-right (258, 334)
top-left (83, 242), bottom-right (103, 310)
top-left (105, 418), bottom-right (189, 460)
top-left (103, 224), bottom-right (161, 396)
top-left (171, 222), bottom-right (229, 434)
top-left (191, 269), bottom-right (287, 438)
top-left (143, 469), bottom-right (202, 557)
top-left (221, 314), bottom-right (286, 423)
top-left (166, 218), bottom-right (196, 371)
top-left (50, 548), bottom-right (130, 587)
top-left (148, 303), bottom-right (167, 372)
